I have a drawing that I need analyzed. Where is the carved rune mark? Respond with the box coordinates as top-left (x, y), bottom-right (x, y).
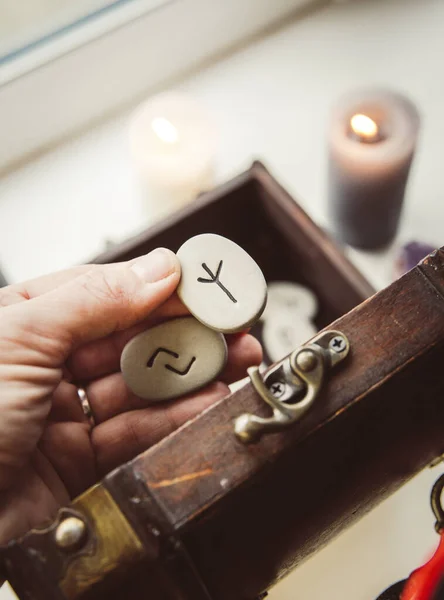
top-left (147, 347), bottom-right (196, 377)
top-left (165, 357), bottom-right (196, 376)
top-left (197, 260), bottom-right (237, 303)
top-left (147, 347), bottom-right (178, 367)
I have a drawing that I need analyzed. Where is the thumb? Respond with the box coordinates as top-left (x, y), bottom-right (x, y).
top-left (3, 248), bottom-right (181, 363)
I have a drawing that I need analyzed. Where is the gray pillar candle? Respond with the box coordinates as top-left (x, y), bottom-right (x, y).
top-left (328, 89), bottom-right (420, 250)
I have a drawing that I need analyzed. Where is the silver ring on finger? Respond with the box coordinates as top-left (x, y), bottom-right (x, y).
top-left (77, 387), bottom-right (96, 429)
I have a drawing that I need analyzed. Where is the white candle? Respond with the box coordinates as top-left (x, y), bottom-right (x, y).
top-left (129, 93), bottom-right (216, 218)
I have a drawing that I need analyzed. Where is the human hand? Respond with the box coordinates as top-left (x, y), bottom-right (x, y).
top-left (0, 249), bottom-right (261, 543)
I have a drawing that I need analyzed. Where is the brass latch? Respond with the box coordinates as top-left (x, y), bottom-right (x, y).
top-left (234, 330), bottom-right (349, 443)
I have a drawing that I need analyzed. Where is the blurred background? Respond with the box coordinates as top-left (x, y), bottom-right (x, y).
top-left (0, 0), bottom-right (443, 598)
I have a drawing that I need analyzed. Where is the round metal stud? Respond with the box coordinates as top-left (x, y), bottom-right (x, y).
top-left (55, 516), bottom-right (87, 552)
top-left (296, 350), bottom-right (317, 372)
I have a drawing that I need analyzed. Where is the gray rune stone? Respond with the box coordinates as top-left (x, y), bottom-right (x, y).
top-left (121, 317), bottom-right (227, 402)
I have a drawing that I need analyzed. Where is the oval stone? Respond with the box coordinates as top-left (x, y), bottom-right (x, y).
top-left (176, 234), bottom-right (267, 333)
top-left (263, 281), bottom-right (318, 321)
top-left (121, 317), bottom-right (227, 402)
top-left (263, 315), bottom-right (317, 363)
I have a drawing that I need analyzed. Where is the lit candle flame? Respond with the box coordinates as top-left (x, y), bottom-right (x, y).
top-left (151, 117), bottom-right (179, 144)
top-left (350, 114), bottom-right (379, 142)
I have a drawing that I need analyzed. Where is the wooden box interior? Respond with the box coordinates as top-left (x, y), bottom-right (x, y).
top-left (93, 162), bottom-right (374, 331)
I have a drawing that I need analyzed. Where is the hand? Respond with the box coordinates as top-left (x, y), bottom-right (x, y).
top-left (0, 249), bottom-right (261, 543)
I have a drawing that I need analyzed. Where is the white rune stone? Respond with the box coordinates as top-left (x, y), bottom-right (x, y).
top-left (121, 317), bottom-right (227, 402)
top-left (261, 281), bottom-right (318, 362)
top-left (176, 234), bottom-right (267, 333)
top-left (262, 281), bottom-right (318, 322)
top-left (263, 315), bottom-right (317, 363)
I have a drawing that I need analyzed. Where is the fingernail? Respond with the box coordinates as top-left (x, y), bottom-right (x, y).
top-left (131, 248), bottom-right (179, 283)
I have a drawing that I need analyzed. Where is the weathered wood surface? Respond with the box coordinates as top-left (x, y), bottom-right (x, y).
top-left (120, 250), bottom-right (444, 599)
top-left (37, 248), bottom-right (442, 600)
top-left (9, 164), bottom-right (423, 600)
top-left (5, 251), bottom-right (444, 600)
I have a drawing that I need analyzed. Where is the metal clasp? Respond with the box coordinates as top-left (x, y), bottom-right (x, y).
top-left (431, 472), bottom-right (444, 533)
top-left (234, 330), bottom-right (350, 443)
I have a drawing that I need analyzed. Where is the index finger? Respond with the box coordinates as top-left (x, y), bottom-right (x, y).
top-left (0, 255), bottom-right (157, 307)
top-left (0, 265), bottom-right (99, 307)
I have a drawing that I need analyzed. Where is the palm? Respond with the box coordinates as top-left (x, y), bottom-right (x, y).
top-left (0, 264), bottom-right (262, 544)
top-left (0, 381), bottom-right (94, 541)
top-left (1, 330), bottom-right (260, 541)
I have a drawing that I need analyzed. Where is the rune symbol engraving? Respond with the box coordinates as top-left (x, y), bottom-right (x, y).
top-left (147, 347), bottom-right (196, 376)
top-left (197, 260), bottom-right (237, 303)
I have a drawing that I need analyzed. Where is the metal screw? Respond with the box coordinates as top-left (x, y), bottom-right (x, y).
top-left (329, 335), bottom-right (346, 353)
top-left (55, 516), bottom-right (87, 552)
top-left (296, 350), bottom-right (317, 372)
top-left (269, 381), bottom-right (287, 398)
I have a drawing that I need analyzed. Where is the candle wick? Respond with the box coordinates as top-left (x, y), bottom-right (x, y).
top-left (349, 113), bottom-right (382, 143)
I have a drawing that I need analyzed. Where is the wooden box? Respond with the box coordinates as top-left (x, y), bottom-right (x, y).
top-left (94, 162), bottom-right (374, 330)
top-left (10, 166), bottom-right (444, 600)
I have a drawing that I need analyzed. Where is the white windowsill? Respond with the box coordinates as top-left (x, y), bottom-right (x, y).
top-left (0, 0), bottom-right (317, 172)
top-left (0, 0), bottom-right (171, 79)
